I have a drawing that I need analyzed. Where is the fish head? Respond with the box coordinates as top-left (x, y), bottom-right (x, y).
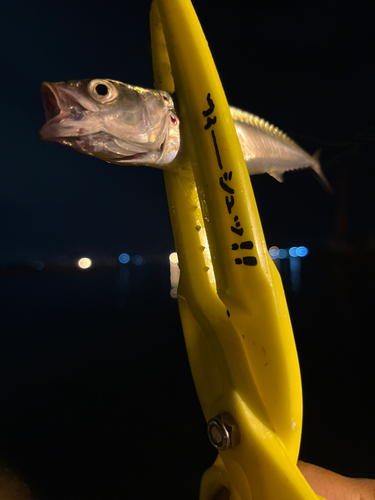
top-left (38, 79), bottom-right (180, 167)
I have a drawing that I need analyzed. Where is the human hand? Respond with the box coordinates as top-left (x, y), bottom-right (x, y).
top-left (212, 462), bottom-right (375, 500)
top-left (1, 460), bottom-right (374, 500)
top-left (298, 461), bottom-right (375, 500)
top-left (0, 463), bottom-right (32, 500)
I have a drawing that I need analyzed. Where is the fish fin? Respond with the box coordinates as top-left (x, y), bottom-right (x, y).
top-left (269, 171), bottom-right (284, 183)
top-left (312, 148), bottom-right (322, 161)
top-left (229, 106), bottom-right (302, 151)
top-left (175, 166), bottom-right (200, 205)
top-left (311, 149), bottom-right (332, 193)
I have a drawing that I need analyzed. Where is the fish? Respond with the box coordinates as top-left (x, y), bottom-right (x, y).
top-left (38, 78), bottom-right (328, 187)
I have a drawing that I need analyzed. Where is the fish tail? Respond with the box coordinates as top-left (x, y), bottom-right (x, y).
top-left (312, 148), bottom-right (322, 161)
top-left (311, 149), bottom-right (332, 193)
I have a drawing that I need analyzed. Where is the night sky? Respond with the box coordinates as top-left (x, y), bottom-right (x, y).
top-left (1, 0), bottom-right (375, 498)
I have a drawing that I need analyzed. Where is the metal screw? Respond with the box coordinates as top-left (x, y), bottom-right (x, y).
top-left (207, 414), bottom-right (238, 451)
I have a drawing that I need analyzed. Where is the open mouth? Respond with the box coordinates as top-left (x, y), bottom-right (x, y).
top-left (40, 82), bottom-right (85, 121)
top-left (38, 82), bottom-right (87, 141)
top-left (41, 83), bottom-right (61, 121)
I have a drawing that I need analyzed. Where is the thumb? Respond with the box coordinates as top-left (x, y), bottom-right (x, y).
top-left (298, 461), bottom-right (375, 500)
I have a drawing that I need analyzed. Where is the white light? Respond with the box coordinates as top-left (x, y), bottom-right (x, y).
top-left (170, 288), bottom-right (178, 299)
top-left (78, 257), bottom-right (92, 269)
top-left (169, 252), bottom-right (180, 290)
top-left (169, 252), bottom-right (179, 264)
top-left (269, 246), bottom-right (280, 259)
top-left (119, 253), bottom-right (130, 264)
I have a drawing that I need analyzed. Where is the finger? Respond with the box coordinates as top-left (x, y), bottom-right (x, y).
top-left (298, 461), bottom-right (375, 500)
top-left (0, 465), bottom-right (32, 500)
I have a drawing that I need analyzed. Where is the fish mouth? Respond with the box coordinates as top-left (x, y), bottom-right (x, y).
top-left (91, 140), bottom-right (166, 166)
top-left (40, 83), bottom-right (61, 122)
top-left (38, 82), bottom-right (87, 141)
top-left (119, 141), bottom-right (165, 163)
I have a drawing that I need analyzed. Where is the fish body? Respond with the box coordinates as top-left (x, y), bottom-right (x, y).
top-left (39, 78), bottom-right (327, 185)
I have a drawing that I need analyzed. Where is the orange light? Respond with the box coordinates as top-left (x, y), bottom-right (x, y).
top-left (78, 257), bottom-right (92, 269)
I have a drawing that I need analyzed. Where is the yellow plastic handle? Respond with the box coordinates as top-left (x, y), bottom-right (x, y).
top-left (150, 2), bottom-right (325, 499)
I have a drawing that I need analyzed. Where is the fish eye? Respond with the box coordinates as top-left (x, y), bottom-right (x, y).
top-left (88, 79), bottom-right (118, 103)
top-left (95, 84), bottom-right (109, 96)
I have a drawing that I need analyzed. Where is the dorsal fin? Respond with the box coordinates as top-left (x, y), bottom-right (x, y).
top-left (229, 106), bottom-right (304, 152)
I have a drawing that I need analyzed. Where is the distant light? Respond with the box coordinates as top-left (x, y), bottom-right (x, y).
top-left (269, 247), bottom-right (289, 259)
top-left (170, 252), bottom-right (180, 291)
top-left (296, 246), bottom-right (308, 257)
top-left (33, 261), bottom-right (44, 271)
top-left (289, 247), bottom-right (298, 258)
top-left (269, 246), bottom-right (279, 259)
top-left (119, 253), bottom-right (130, 264)
top-left (78, 257), bottom-right (92, 269)
top-left (132, 254), bottom-right (144, 266)
top-left (169, 252), bottom-right (179, 264)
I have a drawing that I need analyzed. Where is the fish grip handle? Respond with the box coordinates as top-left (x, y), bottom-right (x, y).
top-left (150, 2), bottom-right (325, 499)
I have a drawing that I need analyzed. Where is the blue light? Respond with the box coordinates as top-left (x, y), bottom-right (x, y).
top-left (289, 247), bottom-right (298, 257)
top-left (33, 261), bottom-right (44, 271)
top-left (119, 253), bottom-right (130, 264)
top-left (278, 249), bottom-right (288, 259)
top-left (132, 254), bottom-right (144, 266)
top-left (296, 246), bottom-right (308, 257)
top-left (269, 246), bottom-right (279, 259)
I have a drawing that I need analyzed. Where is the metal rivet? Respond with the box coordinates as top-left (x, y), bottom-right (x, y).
top-left (207, 414), bottom-right (238, 451)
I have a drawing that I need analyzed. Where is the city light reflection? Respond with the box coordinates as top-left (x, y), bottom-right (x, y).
top-left (269, 246), bottom-right (308, 260)
top-left (269, 246), bottom-right (279, 259)
top-left (269, 245), bottom-right (309, 292)
top-left (169, 252), bottom-right (178, 264)
top-left (296, 246), bottom-right (308, 257)
top-left (78, 257), bottom-right (92, 269)
top-left (290, 254), bottom-right (301, 292)
top-left (289, 247), bottom-right (298, 257)
top-left (132, 255), bottom-right (144, 266)
top-left (169, 252), bottom-right (180, 298)
top-left (119, 253), bottom-right (130, 264)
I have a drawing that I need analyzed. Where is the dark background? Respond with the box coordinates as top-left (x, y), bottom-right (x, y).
top-left (1, 0), bottom-right (375, 498)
